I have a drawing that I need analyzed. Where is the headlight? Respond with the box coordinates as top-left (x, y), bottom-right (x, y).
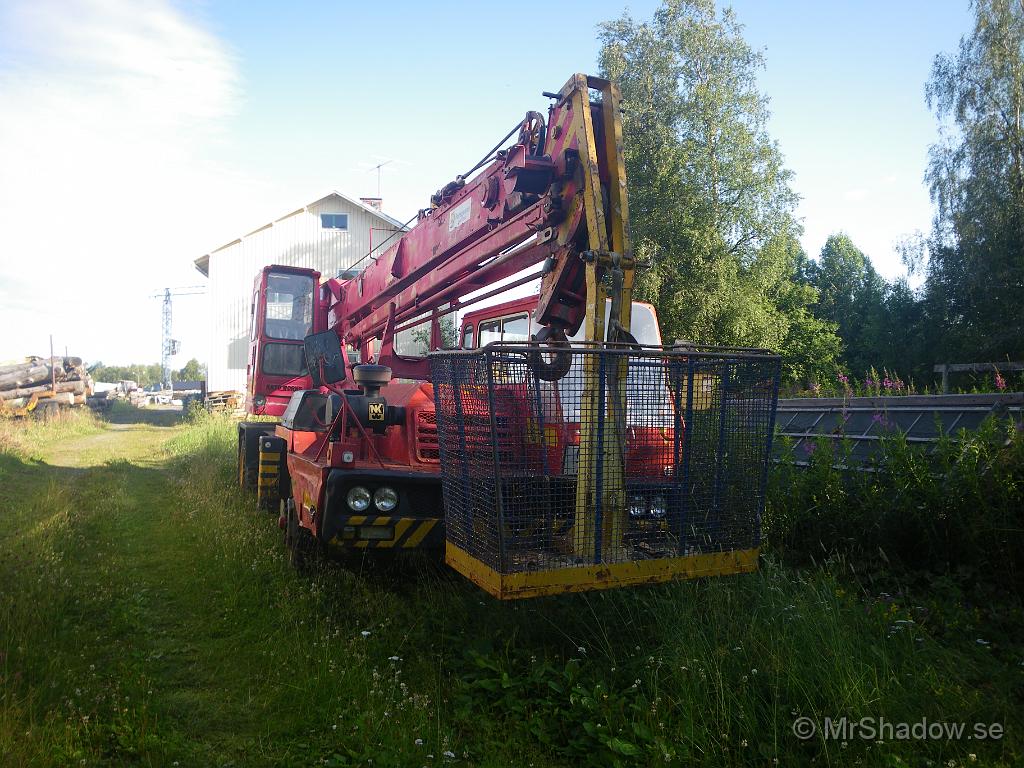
top-left (628, 495), bottom-right (647, 519)
top-left (346, 486), bottom-right (371, 512)
top-left (648, 494), bottom-right (667, 519)
top-left (373, 486), bottom-right (398, 512)
top-left (253, 394), bottom-right (267, 408)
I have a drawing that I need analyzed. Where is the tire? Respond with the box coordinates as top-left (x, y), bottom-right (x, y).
top-left (284, 498), bottom-right (314, 571)
top-left (35, 401), bottom-right (59, 420)
top-left (238, 439), bottom-right (257, 491)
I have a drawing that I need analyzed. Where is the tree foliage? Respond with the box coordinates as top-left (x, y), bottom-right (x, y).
top-left (804, 234), bottom-right (928, 381)
top-left (89, 359), bottom-right (206, 386)
top-left (921, 0), bottom-right (1024, 361)
top-left (89, 362), bottom-right (163, 386)
top-left (598, 0), bottom-right (840, 384)
top-left (176, 358), bottom-right (207, 382)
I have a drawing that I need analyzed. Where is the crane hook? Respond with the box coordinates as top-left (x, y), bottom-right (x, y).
top-left (527, 326), bottom-right (572, 381)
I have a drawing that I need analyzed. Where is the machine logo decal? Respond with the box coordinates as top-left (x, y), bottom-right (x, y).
top-left (448, 199), bottom-right (472, 232)
top-left (368, 402), bottom-right (385, 421)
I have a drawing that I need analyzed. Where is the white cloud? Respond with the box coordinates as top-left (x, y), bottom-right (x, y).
top-left (0, 0), bottom-right (243, 364)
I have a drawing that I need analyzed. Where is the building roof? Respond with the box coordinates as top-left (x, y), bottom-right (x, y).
top-left (193, 190), bottom-right (407, 277)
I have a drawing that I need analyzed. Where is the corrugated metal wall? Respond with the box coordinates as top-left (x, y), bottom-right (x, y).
top-left (206, 195), bottom-right (404, 392)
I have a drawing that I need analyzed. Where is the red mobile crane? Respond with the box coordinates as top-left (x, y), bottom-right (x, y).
top-left (237, 73), bottom-right (781, 597)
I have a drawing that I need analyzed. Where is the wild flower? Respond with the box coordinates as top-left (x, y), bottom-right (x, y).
top-left (995, 372), bottom-right (1007, 390)
top-left (883, 377), bottom-right (894, 389)
top-left (838, 374), bottom-right (849, 386)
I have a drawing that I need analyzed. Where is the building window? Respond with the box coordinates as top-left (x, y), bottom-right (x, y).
top-left (320, 213), bottom-right (349, 230)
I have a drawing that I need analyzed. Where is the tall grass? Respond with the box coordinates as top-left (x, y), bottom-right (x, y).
top-left (1, 411), bottom-right (1022, 766)
top-left (0, 407), bottom-right (103, 459)
top-left (767, 417), bottom-right (1024, 592)
top-left (153, 415), bottom-right (1023, 766)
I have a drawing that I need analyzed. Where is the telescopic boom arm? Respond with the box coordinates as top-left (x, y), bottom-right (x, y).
top-left (320, 73), bottom-right (635, 381)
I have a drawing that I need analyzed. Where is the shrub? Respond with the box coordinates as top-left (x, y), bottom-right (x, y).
top-left (766, 416), bottom-right (1024, 592)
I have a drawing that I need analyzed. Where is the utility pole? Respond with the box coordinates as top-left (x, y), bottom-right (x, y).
top-left (151, 286), bottom-right (205, 395)
top-left (161, 289), bottom-right (175, 392)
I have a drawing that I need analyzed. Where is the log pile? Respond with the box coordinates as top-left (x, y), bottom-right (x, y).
top-left (0, 357), bottom-right (95, 414)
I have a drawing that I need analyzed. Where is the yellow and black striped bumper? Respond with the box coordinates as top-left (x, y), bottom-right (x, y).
top-left (257, 451), bottom-right (280, 490)
top-left (328, 515), bottom-right (443, 549)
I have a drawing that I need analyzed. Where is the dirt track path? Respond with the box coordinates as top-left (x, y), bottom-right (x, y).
top-left (43, 420), bottom-right (175, 468)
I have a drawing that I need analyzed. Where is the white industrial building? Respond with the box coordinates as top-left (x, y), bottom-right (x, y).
top-left (194, 191), bottom-right (406, 392)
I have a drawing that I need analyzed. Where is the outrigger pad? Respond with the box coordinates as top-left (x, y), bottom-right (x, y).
top-left (303, 330), bottom-right (346, 386)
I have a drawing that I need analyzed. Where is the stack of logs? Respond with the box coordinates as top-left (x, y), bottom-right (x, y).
top-left (0, 357), bottom-right (95, 412)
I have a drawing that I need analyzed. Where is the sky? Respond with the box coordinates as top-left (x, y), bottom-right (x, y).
top-left (0, 0), bottom-right (972, 366)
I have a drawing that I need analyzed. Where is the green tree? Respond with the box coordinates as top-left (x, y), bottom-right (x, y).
top-left (598, 0), bottom-right (839, 383)
top-left (805, 233), bottom-right (889, 376)
top-left (90, 362), bottom-right (162, 387)
top-left (922, 0), bottom-right (1024, 361)
top-left (176, 358), bottom-right (207, 382)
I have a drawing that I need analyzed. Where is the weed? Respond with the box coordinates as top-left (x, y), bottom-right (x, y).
top-left (0, 412), bottom-right (1021, 766)
top-left (767, 416), bottom-right (1024, 591)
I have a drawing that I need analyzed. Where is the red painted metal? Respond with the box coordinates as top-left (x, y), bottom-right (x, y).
top-left (247, 264), bottom-right (321, 417)
top-left (241, 74), bottom-right (638, 550)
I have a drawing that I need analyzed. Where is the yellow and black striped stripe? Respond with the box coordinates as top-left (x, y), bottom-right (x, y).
top-left (257, 435), bottom-right (286, 510)
top-left (329, 515), bottom-right (442, 549)
top-left (256, 451), bottom-right (280, 487)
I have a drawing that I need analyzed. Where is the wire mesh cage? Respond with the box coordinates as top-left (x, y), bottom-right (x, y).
top-left (429, 343), bottom-right (781, 599)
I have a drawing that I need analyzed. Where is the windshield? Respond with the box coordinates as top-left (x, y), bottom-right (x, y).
top-left (264, 272), bottom-right (314, 340)
top-left (557, 304), bottom-right (672, 424)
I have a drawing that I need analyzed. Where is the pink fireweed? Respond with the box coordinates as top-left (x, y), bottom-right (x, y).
top-left (995, 372), bottom-right (1007, 390)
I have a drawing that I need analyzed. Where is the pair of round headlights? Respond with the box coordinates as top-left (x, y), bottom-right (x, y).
top-left (346, 485), bottom-right (398, 513)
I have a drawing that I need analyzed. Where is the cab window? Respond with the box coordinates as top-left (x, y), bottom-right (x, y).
top-left (479, 319), bottom-right (502, 346)
top-left (476, 313), bottom-right (529, 346)
top-left (462, 325), bottom-right (475, 349)
top-left (502, 314), bottom-right (529, 341)
top-left (264, 272), bottom-right (314, 340)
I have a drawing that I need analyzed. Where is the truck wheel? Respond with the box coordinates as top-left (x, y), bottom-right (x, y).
top-left (285, 499), bottom-right (314, 571)
top-left (35, 401), bottom-right (59, 420)
top-left (238, 441), bottom-right (257, 490)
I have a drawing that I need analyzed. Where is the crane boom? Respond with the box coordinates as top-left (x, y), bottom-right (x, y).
top-left (319, 74), bottom-right (634, 380)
